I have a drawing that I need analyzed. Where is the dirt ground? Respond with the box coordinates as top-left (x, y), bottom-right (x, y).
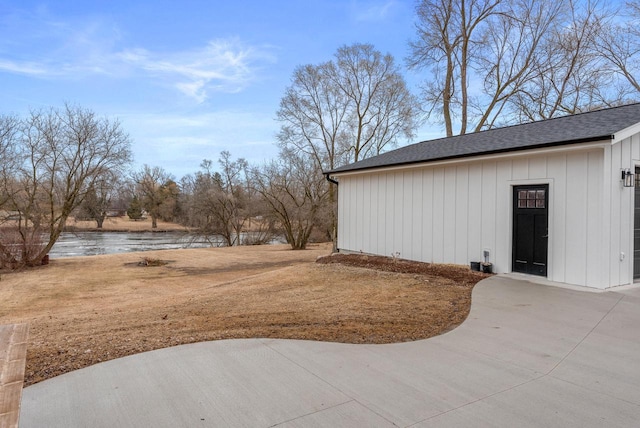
top-left (0, 243), bottom-right (490, 386)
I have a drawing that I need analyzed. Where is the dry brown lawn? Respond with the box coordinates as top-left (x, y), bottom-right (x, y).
top-left (0, 243), bottom-right (489, 386)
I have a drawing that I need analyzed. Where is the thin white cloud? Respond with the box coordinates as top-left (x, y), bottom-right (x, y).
top-left (353, 1), bottom-right (398, 22)
top-left (0, 8), bottom-right (275, 103)
top-left (175, 81), bottom-right (208, 103)
top-left (0, 7), bottom-right (126, 78)
top-left (0, 59), bottom-right (48, 76)
top-left (120, 39), bottom-right (272, 102)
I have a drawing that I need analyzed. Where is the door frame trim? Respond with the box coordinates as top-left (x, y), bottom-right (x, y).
top-left (508, 179), bottom-right (553, 278)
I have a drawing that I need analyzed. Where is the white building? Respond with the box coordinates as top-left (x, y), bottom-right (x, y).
top-left (326, 103), bottom-right (640, 289)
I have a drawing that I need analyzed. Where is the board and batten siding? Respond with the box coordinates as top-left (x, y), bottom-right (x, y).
top-left (605, 133), bottom-right (640, 288)
top-left (335, 145), bottom-right (632, 289)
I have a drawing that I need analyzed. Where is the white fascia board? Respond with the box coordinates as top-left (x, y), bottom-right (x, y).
top-left (330, 140), bottom-right (610, 178)
top-left (613, 122), bottom-right (640, 144)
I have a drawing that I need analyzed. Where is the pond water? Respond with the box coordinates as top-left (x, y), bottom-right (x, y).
top-left (49, 231), bottom-right (215, 258)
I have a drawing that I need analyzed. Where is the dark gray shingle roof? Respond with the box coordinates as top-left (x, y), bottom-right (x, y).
top-left (328, 103), bottom-right (640, 175)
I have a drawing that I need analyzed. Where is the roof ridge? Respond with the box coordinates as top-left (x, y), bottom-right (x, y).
top-left (417, 102), bottom-right (640, 145)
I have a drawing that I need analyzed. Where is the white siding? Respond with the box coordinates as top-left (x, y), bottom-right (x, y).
top-left (421, 169), bottom-right (434, 262)
top-left (604, 134), bottom-right (640, 287)
top-left (455, 166), bottom-right (469, 264)
top-left (467, 164), bottom-right (483, 262)
top-left (586, 151), bottom-right (603, 288)
top-left (336, 147), bottom-right (616, 288)
top-left (432, 168), bottom-right (445, 263)
top-left (411, 169), bottom-right (424, 261)
top-left (547, 155), bottom-right (566, 282)
top-left (495, 160), bottom-right (512, 271)
top-left (564, 153), bottom-right (588, 286)
top-left (480, 162), bottom-right (497, 264)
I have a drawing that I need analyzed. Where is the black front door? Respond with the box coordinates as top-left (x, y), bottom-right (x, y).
top-left (513, 185), bottom-right (549, 276)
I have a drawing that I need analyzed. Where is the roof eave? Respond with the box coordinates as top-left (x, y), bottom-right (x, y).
top-left (326, 135), bottom-right (613, 176)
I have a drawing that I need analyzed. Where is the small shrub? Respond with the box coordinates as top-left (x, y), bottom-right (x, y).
top-left (0, 225), bottom-right (47, 269)
top-left (137, 257), bottom-right (168, 267)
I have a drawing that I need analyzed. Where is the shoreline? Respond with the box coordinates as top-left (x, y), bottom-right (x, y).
top-left (62, 226), bottom-right (190, 233)
top-left (66, 216), bottom-right (190, 233)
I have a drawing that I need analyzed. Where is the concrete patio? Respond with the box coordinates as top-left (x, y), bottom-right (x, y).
top-left (20, 276), bottom-right (640, 427)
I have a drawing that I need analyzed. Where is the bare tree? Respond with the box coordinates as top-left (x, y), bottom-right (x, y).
top-left (408, 0), bottom-right (624, 134)
top-left (472, 0), bottom-right (564, 129)
top-left (182, 154), bottom-right (251, 246)
top-left (131, 165), bottom-right (177, 229)
top-left (513, 0), bottom-right (618, 120)
top-left (215, 152), bottom-right (250, 246)
top-left (408, 0), bottom-right (501, 136)
top-left (277, 63), bottom-right (349, 174)
top-left (0, 104), bottom-right (132, 267)
top-left (0, 114), bottom-right (22, 267)
top-left (0, 115), bottom-right (19, 208)
top-left (595, 0), bottom-right (640, 99)
top-left (252, 149), bottom-right (328, 250)
top-left (278, 43), bottom-right (420, 170)
top-left (331, 44), bottom-right (421, 162)
top-left (179, 168), bottom-right (224, 246)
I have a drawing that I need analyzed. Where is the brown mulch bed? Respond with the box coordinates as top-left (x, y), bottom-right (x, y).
top-left (316, 253), bottom-right (490, 286)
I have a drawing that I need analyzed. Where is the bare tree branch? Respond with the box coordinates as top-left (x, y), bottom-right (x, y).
top-left (0, 104), bottom-right (132, 267)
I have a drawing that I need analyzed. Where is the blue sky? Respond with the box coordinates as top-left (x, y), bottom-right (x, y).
top-left (0, 0), bottom-right (435, 178)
